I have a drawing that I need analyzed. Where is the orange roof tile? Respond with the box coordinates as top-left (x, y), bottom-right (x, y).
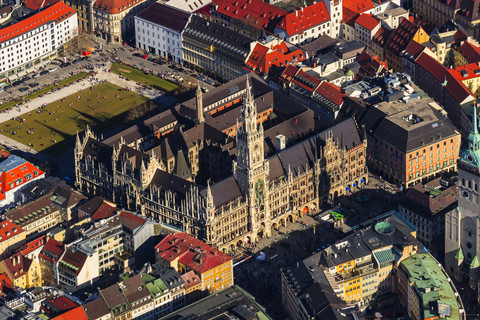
top-left (94, 0), bottom-right (142, 14)
top-left (3, 253), bottom-right (32, 279)
top-left (24, 0), bottom-right (60, 10)
top-left (457, 41), bottom-right (480, 64)
top-left (0, 273), bottom-right (13, 292)
top-left (0, 155), bottom-right (44, 194)
top-left (450, 62), bottom-right (480, 81)
top-left (343, 0), bottom-right (374, 13)
top-left (19, 235), bottom-right (46, 256)
top-left (277, 1), bottom-right (330, 36)
top-left (51, 306), bottom-right (88, 320)
top-left (314, 81), bottom-right (345, 106)
top-left (355, 13), bottom-right (379, 31)
top-left (0, 2), bottom-right (75, 43)
top-left (0, 220), bottom-right (24, 244)
top-left (155, 233), bottom-right (232, 274)
top-left (245, 42), bottom-right (306, 74)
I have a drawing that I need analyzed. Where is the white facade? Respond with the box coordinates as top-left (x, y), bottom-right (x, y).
top-left (135, 14), bottom-right (189, 63)
top-left (0, 2), bottom-right (77, 78)
top-left (354, 19), bottom-right (380, 48)
top-left (325, 0), bottom-right (342, 39)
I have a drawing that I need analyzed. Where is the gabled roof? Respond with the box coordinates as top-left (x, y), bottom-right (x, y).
top-left (403, 40), bottom-right (425, 58)
top-left (416, 52), bottom-right (472, 103)
top-left (42, 296), bottom-right (78, 316)
top-left (0, 155), bottom-right (44, 193)
top-left (292, 70), bottom-right (321, 93)
top-left (356, 51), bottom-right (387, 79)
top-left (58, 249), bottom-right (87, 276)
top-left (343, 0), bottom-right (374, 13)
top-left (212, 0), bottom-right (287, 31)
top-left (6, 193), bottom-right (58, 229)
top-left (355, 13), bottom-right (379, 31)
top-left (180, 270), bottom-right (201, 289)
top-left (456, 41), bottom-right (480, 64)
top-left (155, 233), bottom-right (232, 274)
top-left (137, 3), bottom-right (191, 33)
top-left (118, 210), bottom-right (147, 231)
top-left (314, 82), bottom-right (346, 107)
top-left (372, 26), bottom-right (392, 48)
top-left (91, 200), bottom-right (118, 221)
top-left (245, 42), bottom-right (306, 74)
top-left (2, 253), bottom-right (33, 279)
top-left (0, 2), bottom-right (75, 43)
top-left (201, 176), bottom-right (242, 207)
top-left (40, 238), bottom-right (64, 263)
top-left (0, 273), bottom-right (13, 292)
top-left (83, 298), bottom-right (110, 320)
top-left (276, 1), bottom-right (330, 36)
top-left (279, 64), bottom-right (300, 85)
top-left (385, 18), bottom-right (421, 54)
top-left (450, 62), bottom-right (480, 81)
top-left (342, 7), bottom-right (359, 27)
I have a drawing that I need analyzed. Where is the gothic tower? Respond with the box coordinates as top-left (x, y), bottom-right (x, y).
top-left (233, 75), bottom-right (270, 242)
top-left (446, 103), bottom-right (480, 288)
top-left (196, 82), bottom-right (204, 123)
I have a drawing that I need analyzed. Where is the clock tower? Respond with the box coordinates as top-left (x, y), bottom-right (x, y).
top-left (446, 103), bottom-right (480, 292)
top-left (233, 75), bottom-right (270, 242)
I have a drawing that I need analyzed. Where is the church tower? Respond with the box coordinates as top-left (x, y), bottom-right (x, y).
top-left (446, 103), bottom-right (480, 289)
top-left (233, 75), bottom-right (270, 242)
top-left (196, 82), bottom-right (204, 123)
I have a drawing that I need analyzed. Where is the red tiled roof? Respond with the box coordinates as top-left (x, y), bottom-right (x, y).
top-left (51, 306), bottom-right (88, 320)
top-left (277, 1), bottom-right (330, 36)
top-left (0, 156), bottom-right (44, 194)
top-left (372, 26), bottom-right (392, 47)
top-left (355, 13), bottom-right (379, 31)
top-left (403, 40), bottom-right (425, 57)
top-left (212, 0), bottom-right (287, 30)
top-left (385, 18), bottom-right (420, 54)
top-left (453, 29), bottom-right (468, 42)
top-left (155, 232), bottom-right (232, 274)
top-left (40, 238), bottom-right (64, 263)
top-left (19, 235), bottom-right (45, 256)
top-left (314, 81), bottom-right (345, 106)
top-left (3, 253), bottom-right (32, 279)
top-left (292, 70), bottom-right (321, 93)
top-left (357, 50), bottom-right (387, 79)
top-left (245, 42), bottom-right (306, 74)
top-left (0, 2), bottom-right (75, 43)
top-left (94, 0), bottom-right (142, 14)
top-left (91, 201), bottom-right (117, 221)
top-left (0, 220), bottom-right (24, 244)
top-left (457, 41), bottom-right (480, 64)
top-left (59, 249), bottom-right (87, 275)
top-left (0, 151), bottom-right (9, 160)
top-left (450, 62), bottom-right (480, 81)
top-left (180, 270), bottom-right (201, 289)
top-left (343, 0), bottom-right (374, 13)
top-left (0, 273), bottom-right (13, 292)
top-left (416, 52), bottom-right (473, 103)
top-left (42, 296), bottom-right (78, 316)
top-left (279, 64), bottom-right (300, 84)
top-left (342, 7), bottom-right (359, 26)
top-left (118, 210), bottom-right (147, 230)
top-left (24, 0), bottom-right (60, 10)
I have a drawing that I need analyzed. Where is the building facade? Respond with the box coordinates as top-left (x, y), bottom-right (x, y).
top-left (0, 2), bottom-right (77, 80)
top-left (135, 3), bottom-right (190, 63)
top-left (75, 74), bottom-right (368, 252)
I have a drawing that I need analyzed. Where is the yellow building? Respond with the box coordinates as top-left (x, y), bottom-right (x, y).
top-left (0, 220), bottom-right (25, 260)
top-left (385, 18), bottom-right (429, 72)
top-left (449, 63), bottom-right (480, 98)
top-left (0, 252), bottom-right (42, 289)
top-left (155, 232), bottom-right (234, 294)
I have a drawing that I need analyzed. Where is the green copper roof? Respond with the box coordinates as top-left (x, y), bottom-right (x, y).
top-left (461, 103), bottom-right (480, 169)
top-left (471, 255), bottom-right (480, 268)
top-left (455, 247), bottom-right (464, 260)
top-left (373, 248), bottom-right (394, 264)
top-left (401, 253), bottom-right (461, 320)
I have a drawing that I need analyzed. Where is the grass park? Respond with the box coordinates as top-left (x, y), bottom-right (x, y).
top-left (0, 81), bottom-right (150, 156)
top-left (111, 62), bottom-right (178, 93)
top-left (0, 72), bottom-right (90, 112)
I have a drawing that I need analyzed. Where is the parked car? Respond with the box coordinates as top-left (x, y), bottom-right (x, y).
top-left (29, 83), bottom-right (39, 88)
top-left (22, 76), bottom-right (31, 82)
top-left (4, 84), bottom-right (12, 90)
top-left (18, 87), bottom-right (29, 92)
top-left (12, 81), bottom-right (23, 86)
top-left (48, 67), bottom-right (57, 72)
top-left (40, 70), bottom-right (49, 75)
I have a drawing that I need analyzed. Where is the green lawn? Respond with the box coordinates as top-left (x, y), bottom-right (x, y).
top-left (111, 62), bottom-right (178, 93)
top-left (0, 82), bottom-right (150, 156)
top-left (1, 72), bottom-right (90, 112)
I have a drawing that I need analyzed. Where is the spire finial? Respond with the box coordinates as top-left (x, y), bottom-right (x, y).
top-left (474, 100), bottom-right (478, 135)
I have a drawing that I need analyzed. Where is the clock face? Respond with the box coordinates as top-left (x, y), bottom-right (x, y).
top-left (255, 179), bottom-right (265, 202)
top-left (467, 154), bottom-right (474, 163)
top-left (254, 144), bottom-right (259, 150)
top-left (463, 190), bottom-right (470, 199)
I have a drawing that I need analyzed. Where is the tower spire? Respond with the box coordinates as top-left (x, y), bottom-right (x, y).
top-left (243, 74), bottom-right (256, 118)
top-left (473, 101), bottom-right (478, 135)
top-left (196, 82), bottom-right (204, 123)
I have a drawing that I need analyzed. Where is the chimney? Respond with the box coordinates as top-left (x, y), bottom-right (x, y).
top-left (276, 134), bottom-right (286, 151)
top-left (301, 6), bottom-right (304, 12)
top-left (295, 10), bottom-right (298, 17)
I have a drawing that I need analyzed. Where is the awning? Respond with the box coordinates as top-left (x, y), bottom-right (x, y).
top-left (361, 179), bottom-right (365, 183)
top-left (346, 187), bottom-right (350, 191)
top-left (353, 183), bottom-right (357, 187)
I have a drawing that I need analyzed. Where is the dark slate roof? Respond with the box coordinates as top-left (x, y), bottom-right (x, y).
top-left (361, 100), bottom-right (459, 152)
top-left (201, 176), bottom-right (243, 207)
top-left (184, 15), bottom-right (251, 61)
top-left (268, 156), bottom-right (285, 181)
top-left (154, 267), bottom-right (185, 290)
top-left (148, 169), bottom-right (197, 196)
top-left (78, 196), bottom-right (105, 215)
top-left (300, 34), bottom-right (339, 57)
top-left (118, 145), bottom-right (150, 170)
top-left (82, 138), bottom-right (113, 171)
top-left (83, 298), bottom-right (110, 320)
top-left (137, 3), bottom-right (190, 32)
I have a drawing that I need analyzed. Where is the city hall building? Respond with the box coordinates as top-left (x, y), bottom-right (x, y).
top-left (75, 73), bottom-right (368, 251)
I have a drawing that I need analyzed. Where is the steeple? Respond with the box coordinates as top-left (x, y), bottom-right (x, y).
top-left (196, 82), bottom-right (204, 123)
top-left (461, 101), bottom-right (480, 168)
top-left (243, 74), bottom-right (256, 119)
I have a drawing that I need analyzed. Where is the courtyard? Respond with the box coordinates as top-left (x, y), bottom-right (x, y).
top-left (0, 81), bottom-right (150, 156)
top-left (111, 62), bottom-right (178, 92)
